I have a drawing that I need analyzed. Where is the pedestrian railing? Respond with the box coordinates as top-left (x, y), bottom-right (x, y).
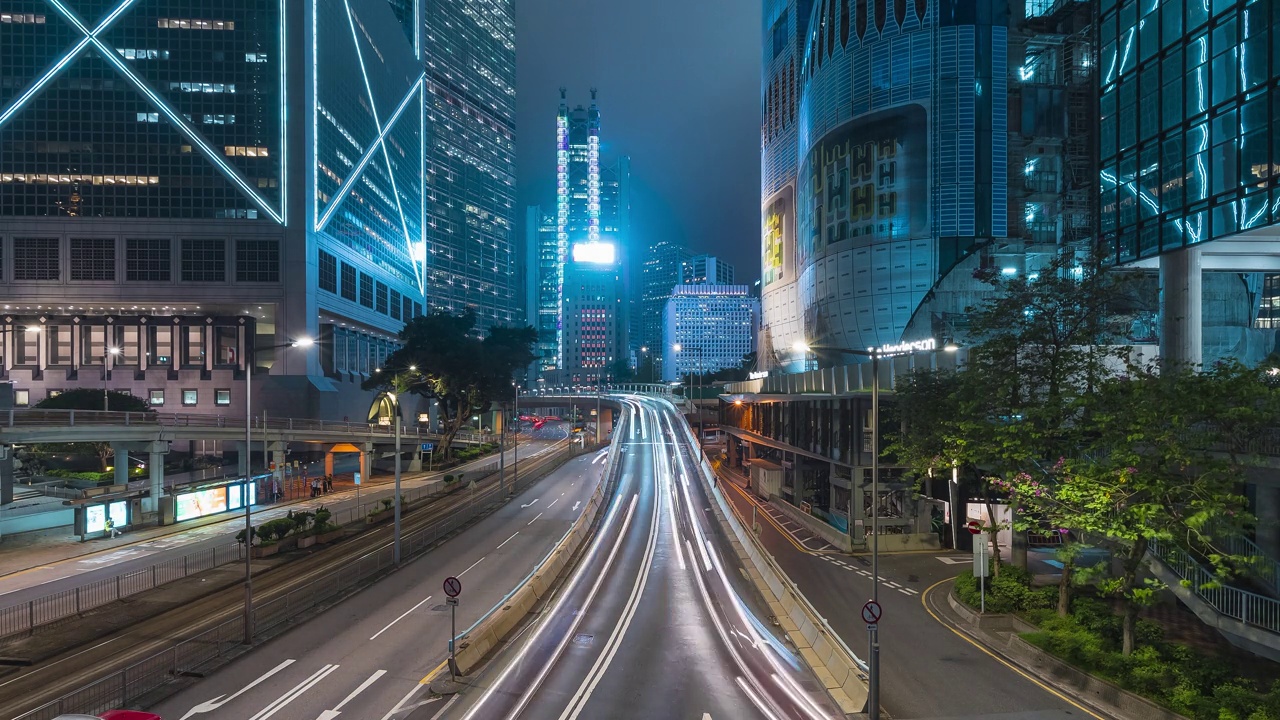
top-left (1, 408), bottom-right (498, 446)
top-left (11, 444), bottom-right (584, 720)
top-left (1149, 538), bottom-right (1280, 635)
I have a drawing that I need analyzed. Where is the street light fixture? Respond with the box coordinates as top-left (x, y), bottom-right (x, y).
top-left (103, 347), bottom-right (121, 411)
top-left (793, 337), bottom-right (958, 720)
top-left (242, 336), bottom-right (313, 645)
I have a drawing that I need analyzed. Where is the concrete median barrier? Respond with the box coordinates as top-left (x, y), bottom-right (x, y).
top-left (452, 446), bottom-right (615, 674)
top-left (671, 403), bottom-right (870, 717)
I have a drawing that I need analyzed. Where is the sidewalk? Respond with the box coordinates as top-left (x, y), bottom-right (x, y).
top-left (0, 441), bottom-right (538, 582)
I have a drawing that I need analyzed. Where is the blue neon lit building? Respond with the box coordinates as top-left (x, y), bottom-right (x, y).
top-left (0, 0), bottom-right (498, 420)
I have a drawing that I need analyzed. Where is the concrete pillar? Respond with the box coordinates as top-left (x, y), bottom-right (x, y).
top-left (0, 445), bottom-right (13, 506)
top-left (147, 447), bottom-right (165, 513)
top-left (1255, 482), bottom-right (1280, 561)
top-left (111, 443), bottom-right (129, 486)
top-left (361, 443), bottom-right (373, 482)
top-left (324, 451), bottom-right (335, 477)
top-left (1010, 504), bottom-right (1028, 570)
top-left (269, 442), bottom-right (286, 497)
top-left (408, 447), bottom-right (423, 473)
top-left (1159, 245), bottom-right (1203, 369)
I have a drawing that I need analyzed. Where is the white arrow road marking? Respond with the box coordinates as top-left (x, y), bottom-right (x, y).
top-left (521, 498), bottom-right (539, 509)
top-left (370, 596), bottom-right (434, 640)
top-left (703, 714), bottom-right (713, 720)
top-left (546, 498), bottom-right (559, 509)
top-left (179, 659), bottom-right (295, 719)
top-left (458, 555), bottom-right (485, 577)
top-left (248, 664), bottom-right (340, 720)
top-left (572, 501), bottom-right (581, 512)
top-left (497, 531), bottom-right (520, 549)
top-left (315, 669), bottom-right (387, 719)
top-left (527, 512), bottom-right (543, 526)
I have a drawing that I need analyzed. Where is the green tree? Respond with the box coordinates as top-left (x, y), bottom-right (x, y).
top-left (34, 389), bottom-right (152, 470)
top-left (364, 312), bottom-right (535, 460)
top-left (999, 363), bottom-right (1260, 654)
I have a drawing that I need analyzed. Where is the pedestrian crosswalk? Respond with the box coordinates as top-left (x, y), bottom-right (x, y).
top-left (816, 554), bottom-right (920, 595)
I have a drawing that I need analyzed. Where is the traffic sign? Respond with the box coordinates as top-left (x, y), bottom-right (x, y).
top-left (421, 442), bottom-right (435, 452)
top-left (354, 472), bottom-right (361, 486)
top-left (861, 600), bottom-right (882, 625)
top-left (445, 597), bottom-right (458, 606)
top-left (966, 520), bottom-right (982, 535)
top-left (443, 576), bottom-right (462, 598)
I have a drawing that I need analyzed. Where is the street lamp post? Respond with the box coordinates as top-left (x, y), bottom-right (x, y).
top-left (793, 338), bottom-right (957, 720)
top-left (243, 337), bottom-right (313, 645)
top-left (103, 347), bottom-right (121, 411)
top-left (513, 383), bottom-right (519, 491)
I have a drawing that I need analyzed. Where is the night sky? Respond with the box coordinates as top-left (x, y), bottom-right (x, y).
top-left (514, 0), bottom-right (763, 283)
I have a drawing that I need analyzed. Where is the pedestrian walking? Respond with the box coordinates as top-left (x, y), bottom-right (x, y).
top-left (311, 478), bottom-right (320, 498)
top-left (325, 475), bottom-right (333, 493)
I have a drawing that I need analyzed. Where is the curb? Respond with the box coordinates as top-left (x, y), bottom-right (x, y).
top-left (932, 581), bottom-right (1189, 720)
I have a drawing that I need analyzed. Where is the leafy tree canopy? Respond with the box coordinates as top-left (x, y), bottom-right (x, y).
top-left (362, 312), bottom-right (536, 458)
top-left (35, 388), bottom-right (150, 413)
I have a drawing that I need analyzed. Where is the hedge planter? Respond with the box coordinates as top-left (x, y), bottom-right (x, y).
top-left (316, 529), bottom-right (344, 544)
top-left (297, 535), bottom-right (317, 549)
top-left (366, 509), bottom-right (395, 524)
top-left (252, 544), bottom-right (281, 558)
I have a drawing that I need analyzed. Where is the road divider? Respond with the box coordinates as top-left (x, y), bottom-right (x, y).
top-left (451, 441), bottom-right (619, 675)
top-left (666, 398), bottom-right (870, 716)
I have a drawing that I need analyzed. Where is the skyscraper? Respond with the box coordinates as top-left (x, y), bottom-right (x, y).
top-left (0, 0), bottom-right (516, 418)
top-left (423, 0), bottom-right (517, 331)
top-left (681, 254), bottom-right (735, 285)
top-left (527, 205), bottom-right (559, 377)
top-left (541, 90), bottom-right (628, 374)
top-left (640, 239), bottom-right (689, 365)
top-left (662, 285), bottom-right (759, 382)
top-left (558, 244), bottom-right (624, 386)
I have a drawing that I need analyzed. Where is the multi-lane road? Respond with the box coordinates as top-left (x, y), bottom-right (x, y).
top-left (150, 443), bottom-right (607, 720)
top-left (442, 396), bottom-right (838, 720)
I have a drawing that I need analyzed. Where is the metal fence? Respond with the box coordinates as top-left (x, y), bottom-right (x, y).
top-left (2, 408), bottom-right (498, 446)
top-left (1150, 538), bottom-right (1280, 634)
top-left (0, 459), bottom-right (505, 642)
top-left (11, 445), bottom-right (583, 720)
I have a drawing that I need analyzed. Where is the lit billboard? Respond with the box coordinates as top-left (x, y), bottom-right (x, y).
top-left (175, 486), bottom-right (228, 522)
top-left (571, 241), bottom-right (616, 265)
top-left (86, 501), bottom-right (129, 533)
top-left (762, 184), bottom-right (795, 287)
top-left (797, 105), bottom-right (928, 267)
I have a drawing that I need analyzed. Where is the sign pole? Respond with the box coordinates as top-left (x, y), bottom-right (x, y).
top-left (861, 599), bottom-right (883, 720)
top-left (444, 576), bottom-right (462, 680)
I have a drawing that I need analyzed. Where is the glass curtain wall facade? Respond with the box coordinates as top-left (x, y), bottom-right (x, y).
top-left (640, 239), bottom-right (689, 365)
top-left (423, 0), bottom-right (517, 330)
top-left (1099, 0), bottom-right (1280, 264)
top-left (661, 284), bottom-right (760, 382)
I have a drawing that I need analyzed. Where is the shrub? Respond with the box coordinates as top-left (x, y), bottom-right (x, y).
top-left (314, 507), bottom-right (333, 532)
top-left (257, 517), bottom-right (295, 544)
top-left (290, 511), bottom-right (314, 535)
top-left (953, 566), bottom-right (1052, 614)
top-left (444, 474), bottom-right (455, 483)
top-left (381, 497), bottom-right (393, 510)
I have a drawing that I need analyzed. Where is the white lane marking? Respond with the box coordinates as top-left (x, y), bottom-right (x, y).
top-left (316, 669), bottom-right (386, 718)
top-left (936, 556), bottom-right (970, 564)
top-left (248, 664), bottom-right (340, 720)
top-left (547, 498), bottom-right (559, 509)
top-left (527, 513), bottom-right (543, 526)
top-left (476, 495), bottom-right (641, 720)
top-left (572, 500), bottom-right (581, 512)
top-left (458, 556), bottom-right (484, 577)
top-left (521, 498), bottom-right (539, 509)
top-left (427, 695), bottom-right (460, 720)
top-left (560, 457), bottom-right (661, 720)
top-left (370, 596), bottom-right (434, 640)
top-left (496, 532), bottom-right (520, 549)
top-left (379, 683), bottom-right (423, 720)
top-left (703, 714), bottom-right (713, 720)
top-left (179, 659), bottom-right (297, 719)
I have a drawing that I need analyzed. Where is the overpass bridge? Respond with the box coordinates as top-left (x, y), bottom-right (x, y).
top-left (0, 408), bottom-right (495, 509)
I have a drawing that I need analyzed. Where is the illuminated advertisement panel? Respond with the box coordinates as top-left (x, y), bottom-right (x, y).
top-left (175, 486), bottom-right (228, 522)
top-left (762, 183), bottom-right (795, 287)
top-left (86, 501), bottom-right (129, 533)
top-left (797, 105), bottom-right (928, 267)
top-left (227, 481), bottom-right (257, 511)
top-left (571, 241), bottom-right (616, 265)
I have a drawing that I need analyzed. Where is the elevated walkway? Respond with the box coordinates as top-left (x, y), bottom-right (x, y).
top-left (1148, 538), bottom-right (1280, 662)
